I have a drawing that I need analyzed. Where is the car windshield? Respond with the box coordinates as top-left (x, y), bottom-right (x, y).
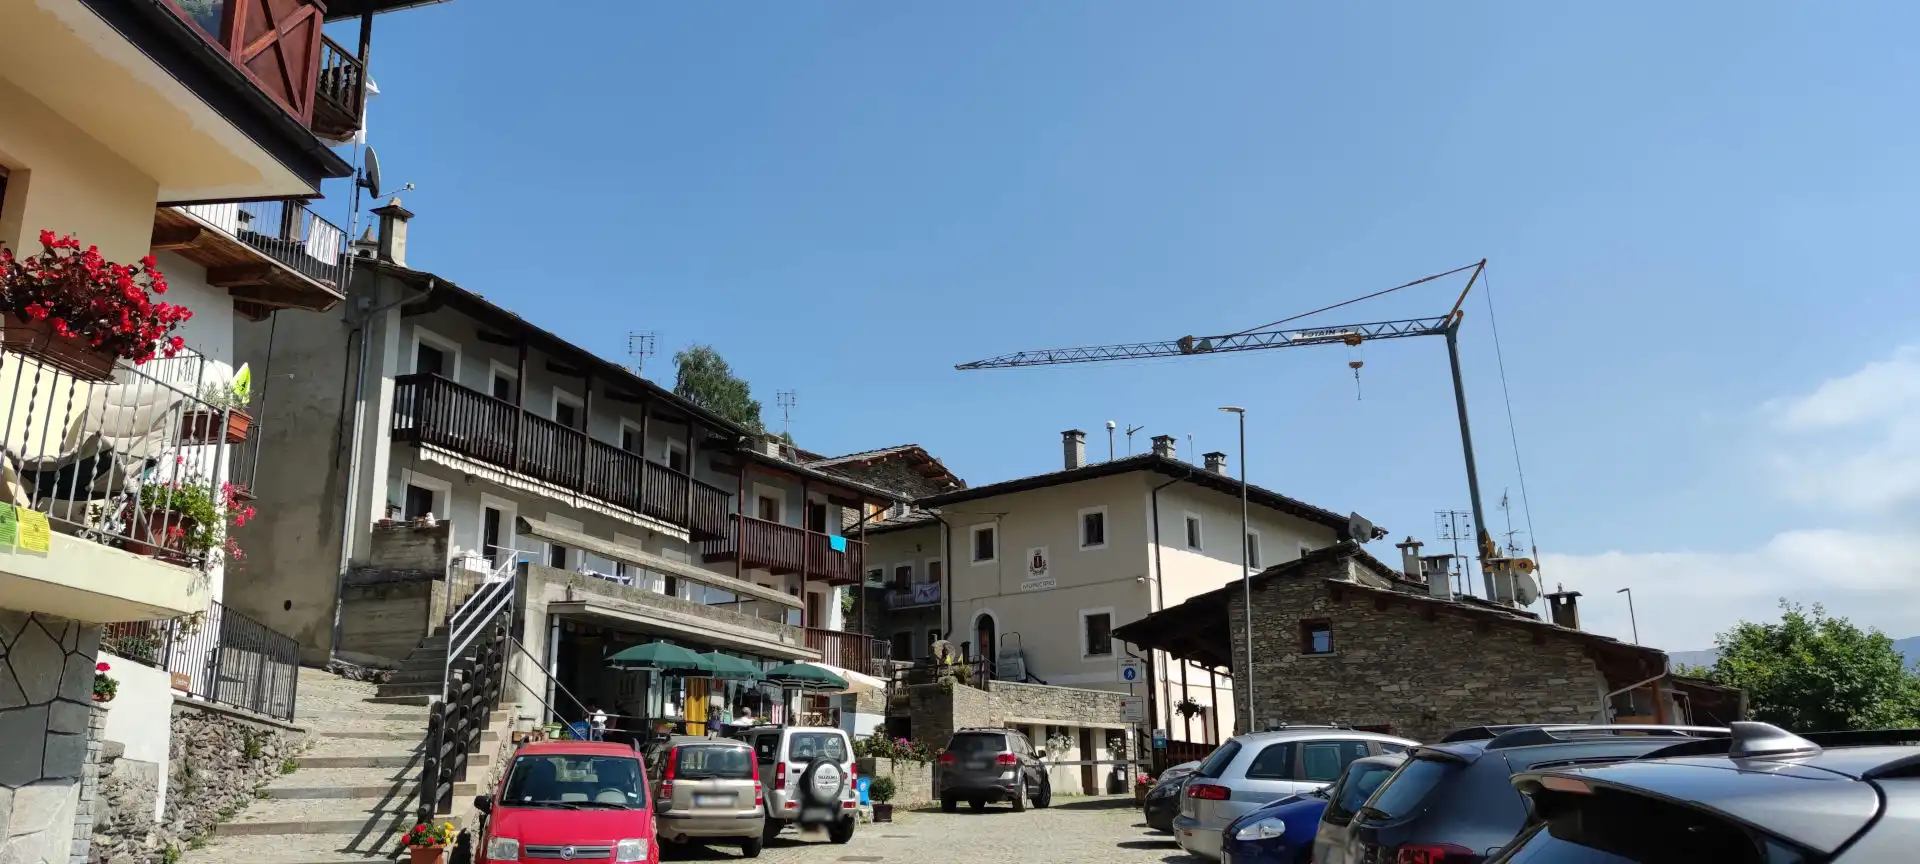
top-left (502, 754), bottom-right (648, 809)
top-left (947, 734), bottom-right (1007, 756)
top-left (1339, 764), bottom-right (1400, 813)
top-left (673, 744), bottom-right (754, 780)
top-left (1195, 740), bottom-right (1243, 779)
top-left (1361, 757), bottom-right (1457, 819)
top-left (787, 732), bottom-right (848, 762)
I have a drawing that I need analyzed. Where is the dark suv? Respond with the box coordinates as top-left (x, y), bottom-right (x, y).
top-left (1496, 722), bottom-right (1920, 862)
top-left (1334, 725), bottom-right (1727, 863)
top-left (937, 728), bottom-right (1052, 812)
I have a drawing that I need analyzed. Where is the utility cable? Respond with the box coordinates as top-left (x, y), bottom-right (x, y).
top-left (1480, 264), bottom-right (1545, 613)
top-left (1223, 261), bottom-right (1484, 338)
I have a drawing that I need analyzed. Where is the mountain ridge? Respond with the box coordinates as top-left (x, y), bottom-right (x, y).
top-left (1667, 636), bottom-right (1920, 672)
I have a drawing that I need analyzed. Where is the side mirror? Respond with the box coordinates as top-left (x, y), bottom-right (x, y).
top-left (474, 794), bottom-right (492, 813)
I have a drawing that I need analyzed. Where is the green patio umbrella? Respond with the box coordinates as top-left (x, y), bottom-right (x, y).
top-left (762, 662), bottom-right (849, 692)
top-left (699, 652), bottom-right (764, 681)
top-left (606, 641), bottom-right (713, 674)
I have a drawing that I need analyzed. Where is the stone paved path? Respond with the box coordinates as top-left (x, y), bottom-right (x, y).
top-left (673, 796), bottom-right (1195, 864)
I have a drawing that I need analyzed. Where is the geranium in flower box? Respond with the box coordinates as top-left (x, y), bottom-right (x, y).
top-left (0, 231), bottom-right (191, 381)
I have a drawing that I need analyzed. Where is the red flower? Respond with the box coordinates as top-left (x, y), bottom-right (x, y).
top-left (96, 662), bottom-right (110, 672)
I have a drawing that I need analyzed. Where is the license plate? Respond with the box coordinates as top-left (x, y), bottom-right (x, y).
top-left (695, 794), bottom-right (732, 807)
top-left (967, 760), bottom-right (988, 770)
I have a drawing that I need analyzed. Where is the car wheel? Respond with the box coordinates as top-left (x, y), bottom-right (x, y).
top-left (1011, 778), bottom-right (1027, 812)
top-left (828, 817), bottom-right (855, 844)
top-left (739, 836), bottom-right (763, 858)
top-left (968, 798), bottom-right (985, 811)
top-left (941, 794), bottom-right (957, 812)
top-left (1035, 777), bottom-right (1052, 809)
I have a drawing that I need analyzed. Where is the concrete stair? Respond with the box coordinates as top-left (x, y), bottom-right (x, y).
top-left (375, 628), bottom-right (453, 700)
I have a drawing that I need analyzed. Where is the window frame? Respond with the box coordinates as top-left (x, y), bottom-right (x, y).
top-left (665, 439), bottom-right (689, 474)
top-left (1246, 529), bottom-right (1262, 569)
top-left (1242, 741), bottom-right (1294, 781)
top-left (399, 470), bottom-right (453, 523)
top-left (924, 558), bottom-right (944, 584)
top-left (1078, 505), bottom-right (1109, 551)
top-left (891, 562), bottom-right (915, 588)
top-left (970, 523), bottom-right (998, 565)
top-left (1184, 512), bottom-right (1205, 552)
top-left (477, 492), bottom-right (518, 567)
top-left (1300, 542), bottom-right (1315, 560)
top-left (487, 359), bottom-right (519, 403)
top-left (410, 325), bottom-right (462, 382)
top-left (551, 386), bottom-right (585, 430)
top-left (618, 419), bottom-right (646, 455)
top-left (1300, 618), bottom-right (1334, 655)
top-left (751, 484), bottom-right (787, 524)
top-left (1080, 607), bottom-right (1116, 660)
top-left (543, 513), bottom-right (584, 571)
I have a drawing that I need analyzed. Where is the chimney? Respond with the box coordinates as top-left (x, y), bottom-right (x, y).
top-left (351, 225), bottom-right (378, 259)
top-left (1544, 590), bottom-right (1582, 630)
top-left (371, 196), bottom-right (414, 267)
top-left (1150, 434), bottom-right (1176, 460)
top-left (1394, 536), bottom-right (1424, 581)
top-left (1203, 451), bottom-right (1228, 473)
top-left (1062, 429), bottom-right (1086, 470)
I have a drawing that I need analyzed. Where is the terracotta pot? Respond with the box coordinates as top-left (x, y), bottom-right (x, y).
top-left (91, 693), bottom-right (113, 704)
top-left (178, 409), bottom-right (252, 445)
top-left (872, 803), bottom-right (893, 823)
top-left (408, 846), bottom-right (447, 864)
top-left (123, 511), bottom-right (200, 565)
top-left (1, 313), bottom-right (117, 381)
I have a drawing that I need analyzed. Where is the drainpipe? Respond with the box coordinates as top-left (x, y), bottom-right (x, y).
top-left (328, 275), bottom-right (434, 661)
top-left (934, 511), bottom-right (953, 642)
top-left (1148, 468), bottom-right (1194, 742)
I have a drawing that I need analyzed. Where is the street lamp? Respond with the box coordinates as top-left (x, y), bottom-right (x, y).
top-left (1219, 406), bottom-right (1253, 732)
top-left (1616, 587), bottom-right (1639, 645)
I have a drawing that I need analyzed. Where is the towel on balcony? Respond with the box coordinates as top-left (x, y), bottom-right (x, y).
top-left (829, 535), bottom-right (847, 552)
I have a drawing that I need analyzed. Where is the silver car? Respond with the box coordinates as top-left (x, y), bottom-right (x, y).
top-left (1173, 727), bottom-right (1417, 861)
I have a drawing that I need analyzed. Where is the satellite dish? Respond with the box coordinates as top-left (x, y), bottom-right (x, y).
top-left (359, 146), bottom-right (383, 199)
top-left (1347, 512), bottom-right (1376, 542)
top-left (1514, 572), bottom-right (1541, 606)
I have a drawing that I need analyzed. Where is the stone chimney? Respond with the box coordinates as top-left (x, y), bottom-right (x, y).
top-left (371, 197), bottom-right (414, 267)
top-left (1150, 435), bottom-right (1176, 460)
top-left (1394, 536), bottom-right (1424, 581)
top-left (1203, 451), bottom-right (1228, 473)
top-left (1062, 429), bottom-right (1086, 470)
top-left (1544, 590), bottom-right (1582, 630)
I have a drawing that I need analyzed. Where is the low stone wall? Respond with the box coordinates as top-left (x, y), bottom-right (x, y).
top-left (92, 699), bottom-right (306, 864)
top-left (856, 757), bottom-right (936, 808)
top-left (988, 681), bottom-right (1131, 729)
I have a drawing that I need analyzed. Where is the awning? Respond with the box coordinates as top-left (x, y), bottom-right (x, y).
top-left (518, 515), bottom-right (799, 609)
top-left (548, 598), bottom-right (817, 662)
top-left (816, 663), bottom-right (888, 696)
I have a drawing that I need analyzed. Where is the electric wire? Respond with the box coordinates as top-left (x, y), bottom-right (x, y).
top-left (1480, 264), bottom-right (1545, 613)
top-left (1222, 261), bottom-right (1483, 338)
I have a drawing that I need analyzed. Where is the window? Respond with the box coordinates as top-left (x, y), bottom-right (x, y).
top-left (757, 495), bottom-right (781, 522)
top-left (482, 506), bottom-right (503, 564)
top-left (548, 542), bottom-right (569, 569)
top-left (1244, 742), bottom-right (1293, 780)
top-left (503, 754), bottom-right (646, 808)
top-left (666, 441), bottom-right (688, 473)
top-left (552, 390), bottom-right (582, 429)
top-left (403, 484), bottom-right (436, 520)
top-left (890, 631), bottom-right (914, 661)
top-left (866, 568), bottom-right (884, 585)
top-left (1301, 619), bottom-right (1333, 655)
top-left (1079, 506), bottom-right (1107, 550)
top-left (1246, 531), bottom-right (1262, 569)
top-left (416, 343), bottom-right (447, 377)
top-left (805, 500), bottom-right (828, 533)
top-left (1300, 543), bottom-right (1315, 560)
top-left (1300, 740), bottom-right (1371, 783)
top-left (489, 361), bottom-right (517, 402)
top-left (412, 327), bottom-right (460, 381)
top-left (620, 423), bottom-right (644, 455)
top-left (892, 564), bottom-right (914, 587)
top-left (971, 524), bottom-right (998, 564)
top-left (1194, 740), bottom-right (1243, 778)
top-left (1081, 609), bottom-right (1114, 658)
top-left (926, 559), bottom-right (943, 584)
top-left (1185, 514), bottom-right (1204, 551)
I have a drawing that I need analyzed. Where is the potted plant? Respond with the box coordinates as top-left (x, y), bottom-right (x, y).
top-left (0, 231), bottom-right (192, 381)
top-left (400, 821), bottom-right (456, 864)
top-left (179, 364), bottom-right (253, 444)
top-left (868, 775), bottom-right (897, 823)
top-left (1134, 772), bottom-right (1153, 805)
top-left (128, 478), bottom-right (221, 564)
top-left (93, 662), bottom-right (117, 704)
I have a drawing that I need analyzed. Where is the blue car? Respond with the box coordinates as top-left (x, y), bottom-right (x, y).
top-left (1221, 753), bottom-right (1408, 864)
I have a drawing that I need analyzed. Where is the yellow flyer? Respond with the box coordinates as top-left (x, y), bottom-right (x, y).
top-left (15, 506), bottom-right (50, 553)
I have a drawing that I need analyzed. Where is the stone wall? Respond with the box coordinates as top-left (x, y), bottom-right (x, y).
top-left (0, 611), bottom-right (103, 864)
top-left (988, 681), bottom-right (1131, 729)
top-left (904, 681), bottom-right (993, 749)
top-left (338, 577), bottom-right (438, 668)
top-left (91, 700), bottom-right (306, 864)
top-left (1227, 568), bottom-right (1610, 742)
top-left (855, 757), bottom-right (935, 808)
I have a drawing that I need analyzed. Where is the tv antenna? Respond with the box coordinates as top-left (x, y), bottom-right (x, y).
top-left (628, 331), bottom-right (657, 376)
top-left (1434, 510), bottom-right (1475, 596)
top-left (1125, 424), bottom-right (1145, 455)
top-left (1497, 488), bottom-right (1527, 556)
top-left (776, 390), bottom-right (797, 442)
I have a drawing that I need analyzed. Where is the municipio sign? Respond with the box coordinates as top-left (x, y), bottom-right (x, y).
top-left (1118, 696), bottom-right (1145, 725)
top-left (1020, 546), bottom-right (1055, 592)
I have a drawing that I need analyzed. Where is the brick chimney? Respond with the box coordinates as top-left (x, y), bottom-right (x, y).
top-left (1150, 435), bottom-right (1176, 460)
top-left (1062, 429), bottom-right (1086, 470)
top-left (372, 196), bottom-right (414, 267)
top-left (1544, 590), bottom-right (1583, 630)
top-left (1203, 451), bottom-right (1227, 473)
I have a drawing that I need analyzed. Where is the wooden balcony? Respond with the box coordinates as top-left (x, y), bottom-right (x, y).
top-left (698, 515), bottom-right (866, 586)
top-left (160, 0), bottom-right (368, 142)
top-left (390, 373), bottom-right (731, 540)
top-left (805, 627), bottom-right (886, 677)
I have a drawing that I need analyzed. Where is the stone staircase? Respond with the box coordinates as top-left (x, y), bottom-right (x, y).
top-left (372, 627), bottom-right (452, 703)
top-left (178, 669), bottom-right (506, 864)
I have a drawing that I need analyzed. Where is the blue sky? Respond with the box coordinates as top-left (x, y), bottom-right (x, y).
top-left (333, 2), bottom-right (1920, 651)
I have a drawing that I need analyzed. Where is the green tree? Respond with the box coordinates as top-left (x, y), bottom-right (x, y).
top-left (672, 345), bottom-right (764, 432)
top-left (1697, 601), bottom-right (1920, 732)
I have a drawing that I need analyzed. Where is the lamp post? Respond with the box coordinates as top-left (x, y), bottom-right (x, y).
top-left (1219, 406), bottom-right (1253, 732)
top-left (1616, 587), bottom-right (1639, 645)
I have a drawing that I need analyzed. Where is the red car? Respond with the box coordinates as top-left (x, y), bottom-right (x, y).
top-left (475, 741), bottom-right (656, 864)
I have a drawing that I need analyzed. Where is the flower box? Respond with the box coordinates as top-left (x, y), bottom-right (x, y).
top-left (123, 510), bottom-right (200, 566)
top-left (2, 313), bottom-right (117, 381)
top-left (179, 408), bottom-right (252, 445)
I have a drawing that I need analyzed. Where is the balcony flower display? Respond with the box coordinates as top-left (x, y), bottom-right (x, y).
top-left (93, 662), bottom-right (117, 704)
top-left (0, 231), bottom-right (192, 380)
top-left (125, 474), bottom-right (255, 567)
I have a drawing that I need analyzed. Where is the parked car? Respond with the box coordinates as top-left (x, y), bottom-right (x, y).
top-left (937, 727), bottom-right (1053, 812)
top-left (1173, 726), bottom-right (1417, 860)
top-left (474, 740), bottom-right (656, 864)
top-left (740, 725), bottom-right (858, 845)
top-left (1494, 722), bottom-right (1920, 863)
top-left (1221, 753), bottom-right (1405, 864)
top-left (1335, 724), bottom-right (1726, 864)
top-left (641, 735), bottom-right (765, 857)
top-left (1144, 760), bottom-right (1203, 833)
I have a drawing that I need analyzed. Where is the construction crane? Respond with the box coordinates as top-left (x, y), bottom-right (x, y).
top-left (955, 259), bottom-right (1537, 604)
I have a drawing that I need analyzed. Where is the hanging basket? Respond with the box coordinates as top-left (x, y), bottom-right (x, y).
top-left (2, 313), bottom-right (117, 381)
top-left (179, 408), bottom-right (252, 445)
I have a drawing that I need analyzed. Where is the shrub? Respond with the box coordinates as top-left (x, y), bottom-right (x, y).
top-left (868, 776), bottom-right (897, 804)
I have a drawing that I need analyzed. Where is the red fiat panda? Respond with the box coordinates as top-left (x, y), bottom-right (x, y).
top-left (475, 741), bottom-right (656, 864)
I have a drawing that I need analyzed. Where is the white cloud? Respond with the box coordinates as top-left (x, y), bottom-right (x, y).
top-left (1549, 347), bottom-right (1920, 651)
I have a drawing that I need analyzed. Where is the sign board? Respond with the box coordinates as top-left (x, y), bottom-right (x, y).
top-left (1118, 696), bottom-right (1145, 725)
top-left (1153, 729), bottom-right (1168, 750)
top-left (1019, 546), bottom-right (1055, 591)
top-left (170, 672), bottom-right (191, 692)
top-left (1117, 657), bottom-right (1145, 684)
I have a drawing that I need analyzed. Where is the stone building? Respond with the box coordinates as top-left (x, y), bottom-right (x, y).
top-left (1115, 542), bottom-right (1674, 743)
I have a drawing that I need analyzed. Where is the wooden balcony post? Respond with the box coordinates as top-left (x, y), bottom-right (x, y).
top-left (578, 371), bottom-right (593, 485)
top-left (799, 477), bottom-right (810, 629)
top-left (684, 418), bottom-right (700, 525)
top-left (512, 340), bottom-right (528, 473)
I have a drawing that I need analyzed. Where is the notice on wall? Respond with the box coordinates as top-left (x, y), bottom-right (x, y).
top-left (0, 505), bottom-right (17, 548)
top-left (1020, 546), bottom-right (1054, 591)
top-left (16, 507), bottom-right (50, 553)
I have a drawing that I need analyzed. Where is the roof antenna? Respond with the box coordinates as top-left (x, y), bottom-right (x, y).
top-left (1105, 420), bottom-right (1117, 461)
top-left (1125, 424), bottom-right (1145, 455)
top-left (627, 331), bottom-right (656, 376)
top-left (776, 390), bottom-right (797, 445)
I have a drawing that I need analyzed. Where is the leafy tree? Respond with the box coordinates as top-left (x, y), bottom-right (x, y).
top-left (672, 345), bottom-right (764, 432)
top-left (1695, 601), bottom-right (1920, 732)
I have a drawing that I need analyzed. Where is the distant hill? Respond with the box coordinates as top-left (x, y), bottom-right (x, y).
top-left (1668, 636), bottom-right (1920, 672)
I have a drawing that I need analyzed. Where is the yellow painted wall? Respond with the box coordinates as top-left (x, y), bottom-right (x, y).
top-left (0, 74), bottom-right (159, 261)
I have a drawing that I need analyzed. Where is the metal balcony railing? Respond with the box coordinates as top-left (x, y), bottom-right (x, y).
top-left (102, 599), bottom-right (300, 722)
top-left (696, 514), bottom-right (867, 585)
top-left (178, 199), bottom-right (348, 288)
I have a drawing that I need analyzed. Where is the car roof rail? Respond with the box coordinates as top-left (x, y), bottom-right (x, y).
top-left (1441, 724), bottom-right (1580, 743)
top-left (1486, 724), bottom-right (1730, 750)
top-left (1636, 725), bottom-right (1920, 763)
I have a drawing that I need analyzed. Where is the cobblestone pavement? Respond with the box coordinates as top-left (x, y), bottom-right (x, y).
top-left (667, 796), bottom-right (1194, 864)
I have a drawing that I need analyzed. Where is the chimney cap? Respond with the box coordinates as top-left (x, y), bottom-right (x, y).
top-left (1151, 434), bottom-right (1175, 444)
top-left (372, 197), bottom-right (414, 220)
top-left (1203, 450), bottom-right (1227, 460)
top-left (1062, 429), bottom-right (1086, 438)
